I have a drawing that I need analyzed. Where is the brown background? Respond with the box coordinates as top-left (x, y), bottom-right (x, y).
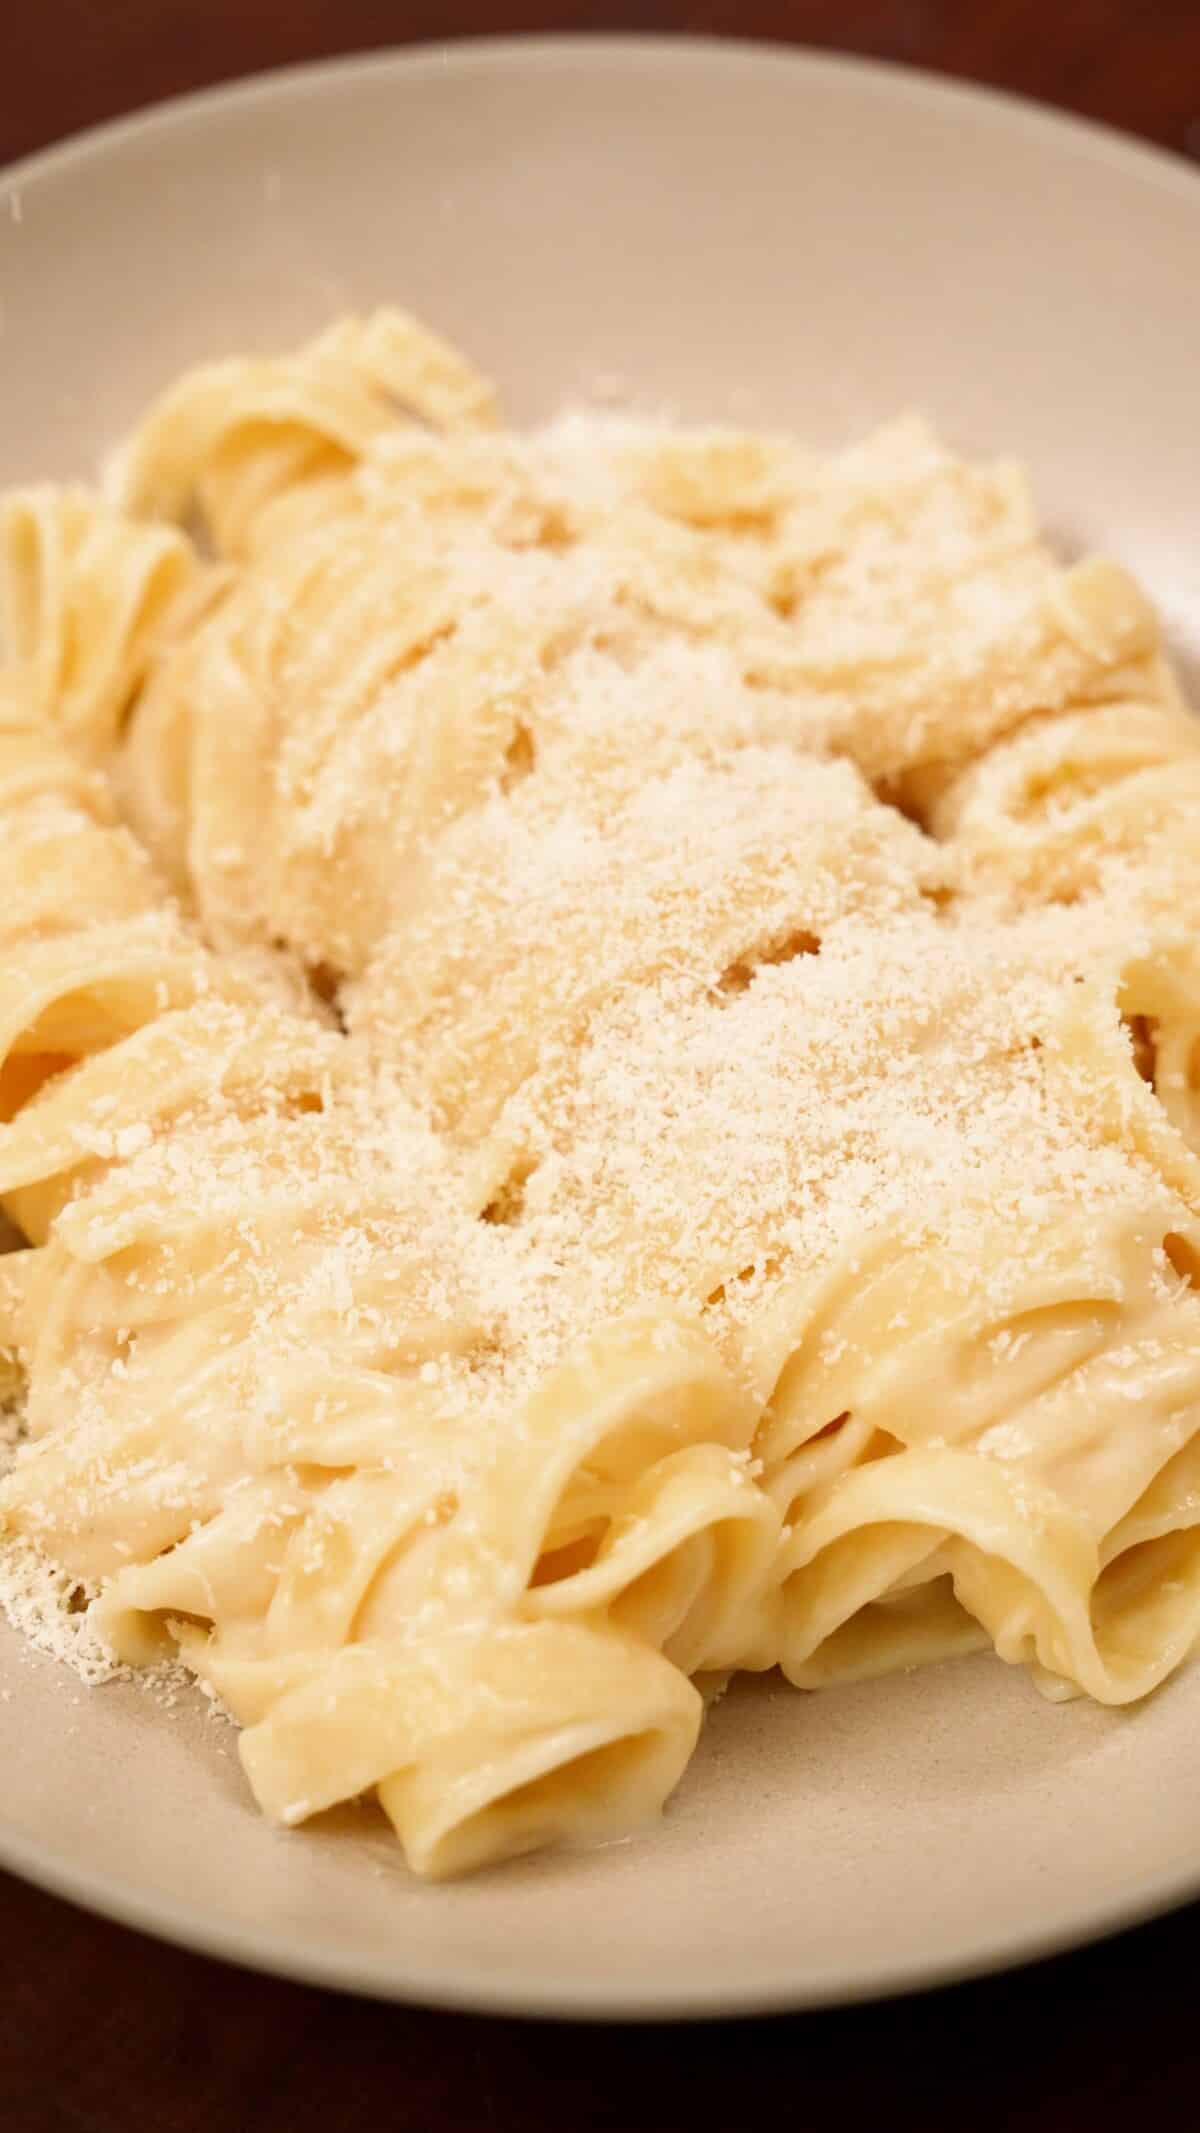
top-left (3, 4), bottom-right (1200, 2128)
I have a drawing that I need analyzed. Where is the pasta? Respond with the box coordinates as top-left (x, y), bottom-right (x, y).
top-left (3, 309), bottom-right (1200, 1877)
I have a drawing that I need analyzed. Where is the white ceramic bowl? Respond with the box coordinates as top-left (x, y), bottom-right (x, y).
top-left (2, 38), bottom-right (1200, 2017)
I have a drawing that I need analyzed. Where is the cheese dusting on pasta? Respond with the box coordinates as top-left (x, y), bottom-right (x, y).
top-left (2, 310), bottom-right (1200, 1876)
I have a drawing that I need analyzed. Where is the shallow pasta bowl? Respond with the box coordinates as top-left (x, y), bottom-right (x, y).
top-left (2, 36), bottom-right (1200, 2018)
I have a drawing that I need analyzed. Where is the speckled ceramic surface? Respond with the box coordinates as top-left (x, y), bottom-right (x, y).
top-left (1, 39), bottom-right (1199, 2016)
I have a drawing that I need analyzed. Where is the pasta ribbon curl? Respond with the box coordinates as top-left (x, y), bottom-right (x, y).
top-left (5, 312), bottom-right (1200, 1880)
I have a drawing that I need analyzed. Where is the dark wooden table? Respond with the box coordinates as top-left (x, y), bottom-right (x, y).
top-left (3, 5), bottom-right (1200, 2127)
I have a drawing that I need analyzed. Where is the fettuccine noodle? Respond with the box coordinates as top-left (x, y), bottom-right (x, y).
top-left (2, 310), bottom-right (1200, 1876)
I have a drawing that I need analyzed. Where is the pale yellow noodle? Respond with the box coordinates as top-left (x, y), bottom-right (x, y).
top-left (2, 308), bottom-right (1200, 1878)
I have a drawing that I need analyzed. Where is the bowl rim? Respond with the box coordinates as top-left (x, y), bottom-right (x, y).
top-left (2, 1778), bottom-right (1200, 2018)
top-left (2, 30), bottom-right (1199, 206)
top-left (2, 33), bottom-right (1200, 2018)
